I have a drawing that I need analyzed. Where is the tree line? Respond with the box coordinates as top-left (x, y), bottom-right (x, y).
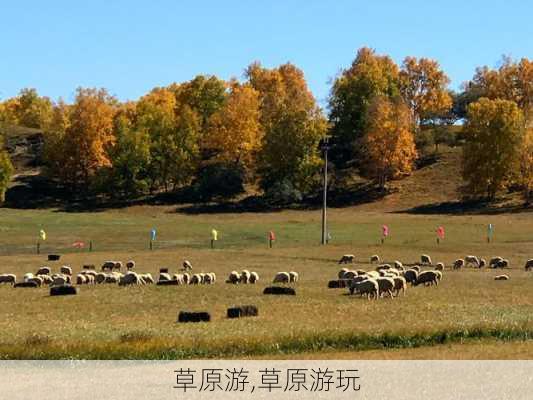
top-left (0, 48), bottom-right (531, 204)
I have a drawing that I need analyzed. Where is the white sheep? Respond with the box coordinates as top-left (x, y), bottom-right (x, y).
top-left (37, 274), bottom-right (53, 285)
top-left (376, 277), bottom-right (395, 298)
top-left (365, 271), bottom-right (380, 279)
top-left (182, 273), bottom-right (190, 284)
top-left (119, 272), bottom-right (140, 286)
top-left (190, 274), bottom-right (202, 285)
top-left (102, 261), bottom-right (116, 271)
top-left (349, 278), bottom-right (379, 299)
top-left (226, 271), bottom-right (240, 284)
top-left (0, 274), bottom-right (16, 285)
top-left (104, 274), bottom-right (120, 284)
top-left (289, 271), bottom-right (299, 283)
top-left (140, 273), bottom-right (154, 284)
top-left (416, 270), bottom-right (440, 286)
top-left (85, 274), bottom-right (95, 284)
top-left (249, 271), bottom-right (259, 284)
top-left (453, 259), bottom-right (464, 270)
top-left (24, 273), bottom-right (34, 282)
top-left (489, 257), bottom-right (503, 268)
top-left (420, 254), bottom-right (432, 265)
top-left (158, 273), bottom-right (172, 282)
top-left (370, 255), bottom-right (380, 264)
top-left (36, 266), bottom-right (51, 275)
top-left (273, 272), bottom-right (290, 284)
top-left (204, 273), bottom-right (216, 284)
top-left (435, 262), bottom-right (444, 271)
top-left (343, 270), bottom-right (358, 280)
top-left (525, 259), bottom-right (533, 271)
top-left (465, 255), bottom-right (480, 267)
top-left (393, 276), bottom-right (407, 296)
top-left (338, 254), bottom-right (355, 264)
top-left (60, 266), bottom-right (72, 276)
top-left (376, 264), bottom-right (391, 272)
top-left (126, 260), bottom-right (136, 270)
top-left (496, 259), bottom-right (509, 269)
top-left (95, 273), bottom-right (107, 284)
top-left (76, 274), bottom-right (87, 285)
top-left (338, 268), bottom-right (349, 279)
top-left (479, 258), bottom-right (487, 268)
top-left (393, 260), bottom-right (403, 269)
top-left (240, 270), bottom-right (251, 284)
top-left (494, 275), bottom-right (510, 280)
top-left (183, 260), bottom-right (193, 270)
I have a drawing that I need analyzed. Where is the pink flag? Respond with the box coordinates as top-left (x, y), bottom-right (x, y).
top-left (269, 231), bottom-right (276, 241)
top-left (382, 225), bottom-right (389, 237)
top-left (436, 226), bottom-right (445, 239)
top-left (72, 241), bottom-right (85, 248)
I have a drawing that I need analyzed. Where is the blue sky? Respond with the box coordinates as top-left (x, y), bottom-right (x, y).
top-left (1, 1), bottom-right (531, 107)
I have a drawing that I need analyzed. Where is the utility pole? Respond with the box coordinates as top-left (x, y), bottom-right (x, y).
top-left (321, 137), bottom-right (330, 245)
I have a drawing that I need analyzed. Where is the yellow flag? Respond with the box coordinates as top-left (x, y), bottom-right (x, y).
top-left (39, 229), bottom-right (46, 241)
top-left (211, 229), bottom-right (218, 241)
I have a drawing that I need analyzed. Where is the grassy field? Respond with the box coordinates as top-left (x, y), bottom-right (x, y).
top-left (0, 205), bottom-right (532, 359)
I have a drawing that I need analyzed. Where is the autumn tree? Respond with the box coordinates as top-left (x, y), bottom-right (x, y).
top-left (204, 81), bottom-right (262, 174)
top-left (54, 88), bottom-right (116, 188)
top-left (519, 128), bottom-right (533, 203)
top-left (328, 47), bottom-right (400, 165)
top-left (361, 96), bottom-right (417, 187)
top-left (246, 62), bottom-right (327, 198)
top-left (399, 56), bottom-right (452, 129)
top-left (137, 88), bottom-right (200, 191)
top-left (0, 88), bottom-right (53, 129)
top-left (462, 98), bottom-right (525, 200)
top-left (0, 136), bottom-right (13, 203)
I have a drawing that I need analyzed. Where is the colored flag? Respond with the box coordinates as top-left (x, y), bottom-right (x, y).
top-left (436, 226), bottom-right (445, 239)
top-left (39, 229), bottom-right (46, 241)
top-left (382, 225), bottom-right (389, 237)
top-left (72, 241), bottom-right (85, 248)
top-left (150, 228), bottom-right (157, 241)
top-left (488, 224), bottom-right (493, 236)
top-left (269, 231), bottom-right (276, 241)
top-left (211, 229), bottom-right (218, 241)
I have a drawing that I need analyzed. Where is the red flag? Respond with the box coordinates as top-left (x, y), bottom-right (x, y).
top-left (382, 225), bottom-right (389, 237)
top-left (436, 226), bottom-right (445, 239)
top-left (269, 231), bottom-right (276, 241)
top-left (72, 241), bottom-right (85, 248)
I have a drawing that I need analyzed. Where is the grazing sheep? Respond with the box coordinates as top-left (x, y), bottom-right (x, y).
top-left (158, 273), bottom-right (172, 282)
top-left (393, 276), bottom-right (407, 296)
top-left (376, 277), bottom-right (395, 298)
top-left (39, 274), bottom-right (54, 285)
top-left (356, 269), bottom-right (367, 275)
top-left (226, 271), bottom-right (240, 284)
top-left (273, 272), bottom-right (290, 284)
top-left (489, 257), bottom-right (503, 268)
top-left (204, 273), bottom-right (216, 284)
top-left (119, 272), bottom-right (140, 286)
top-left (494, 275), bottom-right (510, 280)
top-left (376, 264), bottom-right (391, 272)
top-left (0, 274), bottom-right (16, 285)
top-left (240, 270), bottom-right (251, 284)
top-left (199, 273), bottom-right (206, 284)
top-left (83, 264), bottom-right (95, 270)
top-left (190, 274), bottom-right (202, 285)
top-left (85, 275), bottom-right (95, 284)
top-left (95, 273), bottom-right (107, 284)
top-left (60, 266), bottom-right (72, 276)
top-left (435, 262), bottom-right (444, 271)
top-left (140, 273), bottom-right (154, 284)
top-left (393, 260), bottom-right (403, 269)
top-left (113, 261), bottom-right (123, 271)
top-left (249, 271), bottom-right (259, 284)
top-left (401, 269), bottom-right (418, 285)
top-left (27, 276), bottom-right (43, 287)
top-left (420, 254), bottom-right (432, 265)
top-left (479, 258), bottom-right (487, 268)
top-left (465, 255), bottom-right (480, 268)
top-left (525, 259), bottom-right (533, 271)
top-left (338, 254), bottom-right (355, 264)
top-left (370, 255), bottom-right (380, 264)
top-left (453, 259), bottom-right (465, 270)
top-left (102, 261), bottom-right (116, 271)
top-left (434, 270), bottom-right (443, 281)
top-left (366, 271), bottom-right (380, 279)
top-left (183, 260), bottom-right (193, 271)
top-left (344, 270), bottom-right (358, 280)
top-left (126, 260), bottom-right (136, 270)
top-left (349, 278), bottom-right (379, 299)
top-left (289, 271), bottom-right (299, 283)
top-left (495, 259), bottom-right (509, 269)
top-left (82, 270), bottom-right (97, 277)
top-left (338, 268), bottom-right (349, 279)
top-left (104, 274), bottom-right (119, 284)
top-left (411, 265), bottom-right (421, 273)
top-left (416, 270), bottom-right (440, 287)
top-left (182, 273), bottom-right (190, 284)
top-left (36, 266), bottom-right (51, 275)
top-left (76, 274), bottom-right (87, 285)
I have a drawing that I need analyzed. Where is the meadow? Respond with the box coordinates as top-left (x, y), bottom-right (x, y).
top-left (0, 205), bottom-right (532, 359)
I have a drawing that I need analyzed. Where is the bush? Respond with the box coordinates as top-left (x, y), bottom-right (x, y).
top-left (264, 179), bottom-right (303, 204)
top-left (193, 162), bottom-right (245, 201)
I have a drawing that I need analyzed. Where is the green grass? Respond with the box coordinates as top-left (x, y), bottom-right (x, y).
top-left (0, 205), bottom-right (532, 359)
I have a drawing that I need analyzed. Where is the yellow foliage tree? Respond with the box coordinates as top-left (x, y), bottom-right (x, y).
top-left (60, 88), bottom-right (116, 188)
top-left (204, 81), bottom-right (262, 174)
top-left (399, 56), bottom-right (452, 128)
top-left (463, 98), bottom-right (525, 200)
top-left (362, 96), bottom-right (418, 187)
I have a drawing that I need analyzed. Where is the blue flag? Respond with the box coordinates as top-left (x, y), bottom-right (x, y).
top-left (150, 228), bottom-right (156, 241)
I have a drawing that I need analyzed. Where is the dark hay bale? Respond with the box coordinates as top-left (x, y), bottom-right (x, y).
top-left (156, 280), bottom-right (179, 286)
top-left (263, 286), bottom-right (296, 295)
top-left (159, 268), bottom-right (169, 274)
top-left (83, 264), bottom-right (96, 270)
top-left (50, 285), bottom-right (78, 296)
top-left (227, 305), bottom-right (259, 319)
top-left (48, 254), bottom-right (61, 261)
top-left (328, 279), bottom-right (348, 289)
top-left (14, 282), bottom-right (38, 288)
top-left (177, 311), bottom-right (211, 323)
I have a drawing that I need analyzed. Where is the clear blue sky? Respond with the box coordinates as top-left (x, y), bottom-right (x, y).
top-left (1, 1), bottom-right (531, 107)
